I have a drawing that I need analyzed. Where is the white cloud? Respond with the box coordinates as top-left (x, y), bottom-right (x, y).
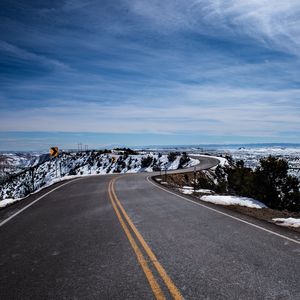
top-left (126, 0), bottom-right (300, 56)
top-left (1, 86), bottom-right (299, 138)
top-left (0, 41), bottom-right (70, 70)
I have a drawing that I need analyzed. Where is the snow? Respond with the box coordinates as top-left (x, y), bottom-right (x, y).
top-left (218, 146), bottom-right (300, 179)
top-left (135, 145), bottom-right (300, 176)
top-left (200, 195), bottom-right (267, 209)
top-left (178, 187), bottom-right (194, 194)
top-left (196, 189), bottom-right (213, 194)
top-left (186, 157), bottom-right (199, 168)
top-left (192, 154), bottom-right (228, 167)
top-left (272, 218), bottom-right (300, 228)
top-left (168, 156), bottom-right (181, 170)
top-left (182, 186), bottom-right (193, 189)
top-left (178, 187), bottom-right (266, 209)
top-left (0, 151), bottom-right (200, 207)
top-left (0, 197), bottom-right (22, 208)
top-left (178, 186), bottom-right (213, 195)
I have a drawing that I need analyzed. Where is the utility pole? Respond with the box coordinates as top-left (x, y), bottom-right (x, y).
top-left (55, 158), bottom-right (58, 177)
top-left (31, 167), bottom-right (34, 192)
top-left (193, 165), bottom-right (196, 192)
top-left (78, 143), bottom-right (83, 152)
top-left (164, 167), bottom-right (167, 182)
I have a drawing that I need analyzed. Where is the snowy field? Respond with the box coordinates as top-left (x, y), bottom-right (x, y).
top-left (216, 146), bottom-right (300, 179)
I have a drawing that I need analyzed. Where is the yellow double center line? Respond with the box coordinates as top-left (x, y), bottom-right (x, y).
top-left (108, 178), bottom-right (183, 300)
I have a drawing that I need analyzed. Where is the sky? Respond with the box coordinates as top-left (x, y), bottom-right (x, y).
top-left (0, 0), bottom-right (300, 151)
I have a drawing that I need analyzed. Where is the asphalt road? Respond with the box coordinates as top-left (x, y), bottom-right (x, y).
top-left (0, 156), bottom-right (299, 299)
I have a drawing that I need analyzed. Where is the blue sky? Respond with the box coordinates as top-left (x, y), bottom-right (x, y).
top-left (0, 0), bottom-right (300, 150)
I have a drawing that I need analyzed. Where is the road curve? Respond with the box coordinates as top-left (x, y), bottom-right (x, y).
top-left (0, 156), bottom-right (299, 299)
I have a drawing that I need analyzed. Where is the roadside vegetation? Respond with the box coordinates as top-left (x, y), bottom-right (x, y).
top-left (161, 155), bottom-right (300, 212)
top-left (216, 156), bottom-right (300, 212)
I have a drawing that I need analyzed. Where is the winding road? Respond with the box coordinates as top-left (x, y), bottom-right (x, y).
top-left (0, 156), bottom-right (299, 299)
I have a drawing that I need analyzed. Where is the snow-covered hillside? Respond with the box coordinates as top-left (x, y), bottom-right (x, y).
top-left (0, 151), bottom-right (198, 206)
top-left (0, 152), bottom-right (42, 180)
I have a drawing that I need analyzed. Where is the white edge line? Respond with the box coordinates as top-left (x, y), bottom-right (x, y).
top-left (0, 178), bottom-right (82, 228)
top-left (146, 176), bottom-right (300, 245)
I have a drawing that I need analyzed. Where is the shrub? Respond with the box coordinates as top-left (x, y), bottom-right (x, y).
top-left (118, 160), bottom-right (126, 170)
top-left (113, 148), bottom-right (137, 155)
top-left (179, 152), bottom-right (190, 168)
top-left (141, 156), bottom-right (153, 168)
top-left (168, 152), bottom-right (179, 162)
top-left (226, 161), bottom-right (254, 197)
top-left (253, 156), bottom-right (300, 210)
top-left (223, 156), bottom-right (300, 211)
top-left (69, 168), bottom-right (77, 176)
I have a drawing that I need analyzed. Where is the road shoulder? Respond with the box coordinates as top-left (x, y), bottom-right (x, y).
top-left (148, 175), bottom-right (300, 244)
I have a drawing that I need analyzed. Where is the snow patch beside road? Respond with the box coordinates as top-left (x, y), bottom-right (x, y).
top-left (273, 218), bottom-right (300, 228)
top-left (0, 197), bottom-right (22, 208)
top-left (200, 195), bottom-right (267, 209)
top-left (178, 186), bottom-right (213, 195)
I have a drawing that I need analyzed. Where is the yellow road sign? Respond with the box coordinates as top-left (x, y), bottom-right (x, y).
top-left (111, 156), bottom-right (116, 163)
top-left (50, 147), bottom-right (59, 157)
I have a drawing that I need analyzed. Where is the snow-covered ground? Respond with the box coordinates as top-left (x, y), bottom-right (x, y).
top-left (192, 154), bottom-right (229, 167)
top-left (0, 197), bottom-right (23, 208)
top-left (0, 152), bottom-right (42, 179)
top-left (272, 218), bottom-right (300, 228)
top-left (0, 151), bottom-right (199, 206)
top-left (200, 195), bottom-right (267, 209)
top-left (177, 186), bottom-right (266, 208)
top-left (178, 186), bottom-right (213, 195)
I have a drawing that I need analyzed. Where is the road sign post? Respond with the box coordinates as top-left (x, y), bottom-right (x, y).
top-left (50, 147), bottom-right (59, 177)
top-left (50, 147), bottom-right (59, 158)
top-left (194, 165), bottom-right (196, 192)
